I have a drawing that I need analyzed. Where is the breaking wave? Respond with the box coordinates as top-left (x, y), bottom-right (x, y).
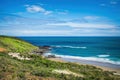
top-left (53, 45), bottom-right (87, 49)
top-left (97, 55), bottom-right (110, 58)
top-left (53, 54), bottom-right (120, 65)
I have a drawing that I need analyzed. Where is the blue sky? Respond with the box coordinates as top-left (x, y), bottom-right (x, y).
top-left (0, 0), bottom-right (120, 36)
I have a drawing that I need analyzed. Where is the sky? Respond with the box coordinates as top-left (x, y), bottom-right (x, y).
top-left (0, 0), bottom-right (120, 36)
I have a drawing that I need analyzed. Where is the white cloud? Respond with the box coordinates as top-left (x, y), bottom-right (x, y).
top-left (47, 22), bottom-right (116, 29)
top-left (21, 30), bottom-right (71, 34)
top-left (110, 1), bottom-right (117, 5)
top-left (83, 16), bottom-right (100, 20)
top-left (100, 1), bottom-right (118, 7)
top-left (58, 10), bottom-right (68, 15)
top-left (44, 11), bottom-right (53, 15)
top-left (55, 9), bottom-right (69, 15)
top-left (1, 27), bottom-right (120, 36)
top-left (1, 13), bottom-right (120, 36)
top-left (25, 5), bottom-right (69, 15)
top-left (25, 5), bottom-right (52, 15)
top-left (0, 30), bottom-right (73, 36)
top-left (26, 5), bottom-right (45, 13)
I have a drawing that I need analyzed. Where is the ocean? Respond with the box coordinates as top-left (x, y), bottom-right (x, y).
top-left (19, 37), bottom-right (120, 67)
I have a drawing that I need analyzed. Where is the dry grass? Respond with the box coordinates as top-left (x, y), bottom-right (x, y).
top-left (0, 48), bottom-right (6, 52)
top-left (53, 69), bottom-right (84, 77)
top-left (8, 52), bottom-right (31, 60)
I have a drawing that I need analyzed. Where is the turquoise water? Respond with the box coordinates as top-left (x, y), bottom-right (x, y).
top-left (19, 37), bottom-right (120, 65)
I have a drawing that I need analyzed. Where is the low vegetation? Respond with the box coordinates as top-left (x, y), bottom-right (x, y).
top-left (0, 36), bottom-right (120, 80)
top-left (0, 35), bottom-right (38, 53)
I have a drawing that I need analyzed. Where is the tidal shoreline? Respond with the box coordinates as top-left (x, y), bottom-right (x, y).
top-left (32, 44), bottom-right (120, 75)
top-left (48, 57), bottom-right (120, 74)
top-left (40, 45), bottom-right (120, 74)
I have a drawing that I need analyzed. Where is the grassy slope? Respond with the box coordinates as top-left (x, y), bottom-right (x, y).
top-left (0, 36), bottom-right (38, 53)
top-left (0, 36), bottom-right (120, 80)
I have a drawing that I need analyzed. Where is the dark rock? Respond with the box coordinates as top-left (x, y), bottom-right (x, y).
top-left (32, 45), bottom-right (51, 55)
top-left (32, 49), bottom-right (46, 55)
top-left (39, 45), bottom-right (51, 50)
top-left (46, 55), bottom-right (56, 58)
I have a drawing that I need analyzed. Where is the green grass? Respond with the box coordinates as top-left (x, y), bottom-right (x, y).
top-left (0, 52), bottom-right (120, 80)
top-left (0, 35), bottom-right (38, 53)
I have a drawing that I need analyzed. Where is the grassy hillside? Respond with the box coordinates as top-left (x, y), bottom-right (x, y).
top-left (0, 36), bottom-right (38, 53)
top-left (0, 36), bottom-right (120, 80)
top-left (0, 52), bottom-right (120, 80)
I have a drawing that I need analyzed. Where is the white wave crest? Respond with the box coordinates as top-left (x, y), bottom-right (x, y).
top-left (54, 54), bottom-right (120, 65)
top-left (97, 55), bottom-right (110, 58)
top-left (54, 45), bottom-right (87, 49)
top-left (43, 52), bottom-right (52, 56)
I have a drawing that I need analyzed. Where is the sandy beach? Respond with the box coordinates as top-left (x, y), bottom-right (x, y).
top-left (48, 57), bottom-right (120, 74)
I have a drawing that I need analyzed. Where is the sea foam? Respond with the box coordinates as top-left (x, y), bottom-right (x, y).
top-left (54, 54), bottom-right (120, 65)
top-left (97, 54), bottom-right (110, 58)
top-left (53, 45), bottom-right (87, 49)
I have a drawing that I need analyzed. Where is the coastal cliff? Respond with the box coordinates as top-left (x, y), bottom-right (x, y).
top-left (0, 36), bottom-right (120, 80)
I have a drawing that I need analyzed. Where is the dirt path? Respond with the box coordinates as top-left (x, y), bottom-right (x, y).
top-left (0, 48), bottom-right (6, 52)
